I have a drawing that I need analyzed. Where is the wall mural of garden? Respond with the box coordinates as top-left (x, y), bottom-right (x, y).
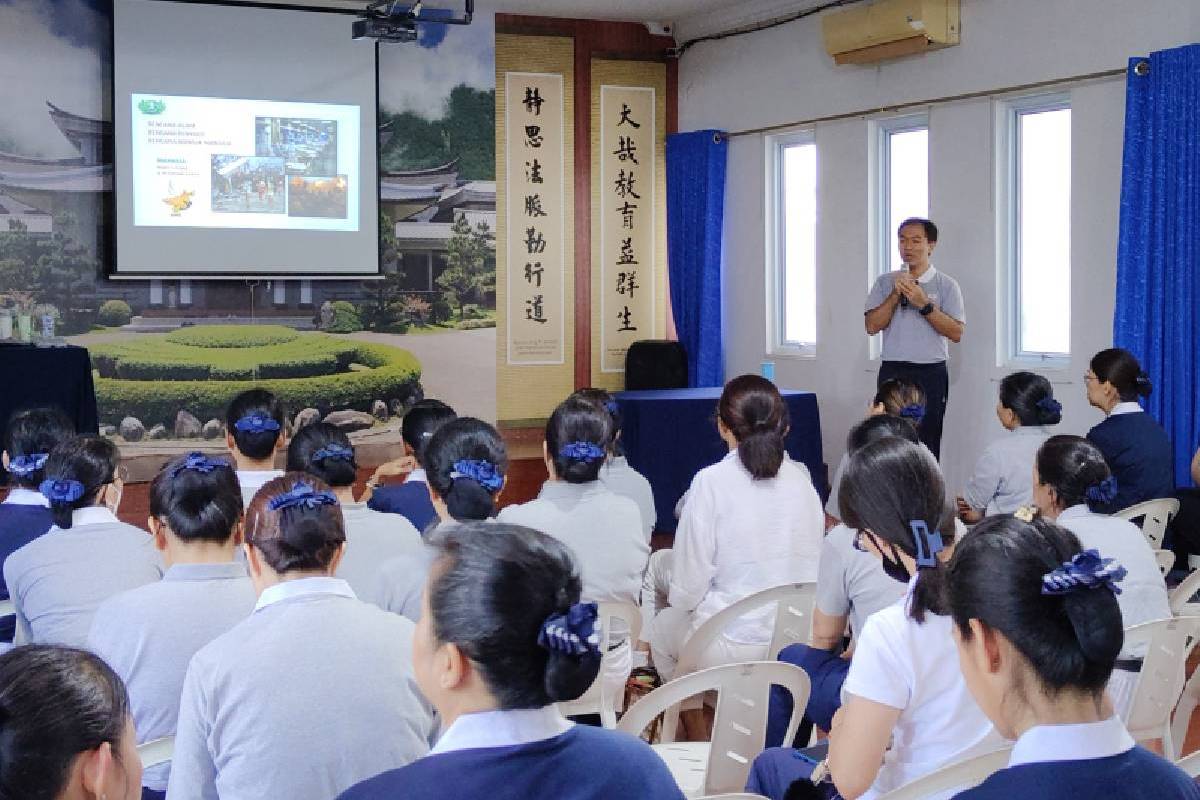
top-left (0, 0), bottom-right (497, 446)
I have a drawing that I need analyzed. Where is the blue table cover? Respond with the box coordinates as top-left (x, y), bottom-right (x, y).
top-left (616, 388), bottom-right (825, 535)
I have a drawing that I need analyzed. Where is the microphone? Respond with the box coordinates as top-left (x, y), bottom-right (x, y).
top-left (899, 263), bottom-right (910, 308)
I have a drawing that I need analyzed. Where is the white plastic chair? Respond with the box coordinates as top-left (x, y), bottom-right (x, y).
top-left (1176, 750), bottom-right (1200, 778)
top-left (556, 601), bottom-right (642, 728)
top-left (1170, 569), bottom-right (1200, 616)
top-left (876, 746), bottom-right (1013, 800)
top-left (1113, 499), bottom-right (1181, 549)
top-left (1123, 617), bottom-right (1198, 760)
top-left (618, 661), bottom-right (810, 798)
top-left (137, 736), bottom-right (174, 769)
top-left (1154, 549), bottom-right (1176, 577)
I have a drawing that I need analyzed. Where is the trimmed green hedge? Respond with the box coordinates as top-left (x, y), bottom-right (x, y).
top-left (91, 337), bottom-right (358, 381)
top-left (165, 325), bottom-right (299, 348)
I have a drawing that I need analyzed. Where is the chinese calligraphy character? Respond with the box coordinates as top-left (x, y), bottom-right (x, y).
top-left (524, 262), bottom-right (544, 288)
top-left (526, 295), bottom-right (548, 324)
top-left (613, 136), bottom-right (639, 165)
top-left (616, 202), bottom-right (638, 230)
top-left (616, 270), bottom-right (639, 299)
top-left (616, 238), bottom-right (638, 266)
top-left (524, 227), bottom-right (547, 254)
top-left (613, 169), bottom-right (641, 200)
top-left (617, 305), bottom-right (637, 332)
top-left (525, 159), bottom-right (543, 184)
top-left (523, 87), bottom-right (544, 115)
top-left (524, 125), bottom-right (543, 148)
top-left (524, 194), bottom-right (548, 218)
top-left (617, 103), bottom-right (641, 129)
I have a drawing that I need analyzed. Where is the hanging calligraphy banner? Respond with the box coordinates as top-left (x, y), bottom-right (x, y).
top-left (504, 71), bottom-right (565, 365)
top-left (598, 85), bottom-right (656, 373)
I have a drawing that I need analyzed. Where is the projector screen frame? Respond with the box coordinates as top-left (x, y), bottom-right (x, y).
top-left (108, 0), bottom-right (384, 281)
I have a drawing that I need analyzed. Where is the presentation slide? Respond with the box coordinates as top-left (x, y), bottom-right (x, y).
top-left (112, 0), bottom-right (379, 278)
top-left (132, 95), bottom-right (360, 232)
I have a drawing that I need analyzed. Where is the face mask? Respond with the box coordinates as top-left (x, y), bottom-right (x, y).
top-left (880, 545), bottom-right (912, 584)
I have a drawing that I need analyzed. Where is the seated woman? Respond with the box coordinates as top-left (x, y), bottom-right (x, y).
top-left (365, 399), bottom-right (457, 533)
top-left (747, 437), bottom-right (1001, 800)
top-left (288, 423), bottom-right (423, 598)
top-left (825, 379), bottom-right (926, 523)
top-left (167, 474), bottom-right (433, 800)
top-left (337, 522), bottom-right (684, 800)
top-left (646, 375), bottom-right (823, 683)
top-left (946, 515), bottom-right (1199, 799)
top-left (224, 389), bottom-right (288, 507)
top-left (0, 644), bottom-right (143, 800)
top-left (368, 417), bottom-right (508, 621)
top-left (573, 388), bottom-right (656, 542)
top-left (1084, 348), bottom-right (1174, 514)
top-left (87, 452), bottom-right (256, 800)
top-left (1031, 435), bottom-right (1171, 715)
top-left (957, 371), bottom-right (1061, 523)
top-left (765, 415), bottom-right (916, 747)
top-left (4, 435), bottom-right (162, 646)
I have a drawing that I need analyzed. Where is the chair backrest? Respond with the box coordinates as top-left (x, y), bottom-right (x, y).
top-left (1123, 617), bottom-right (1198, 740)
top-left (0, 599), bottom-right (14, 618)
top-left (1177, 749), bottom-right (1200, 778)
top-left (1153, 549), bottom-right (1175, 577)
top-left (617, 661), bottom-right (811, 796)
top-left (137, 736), bottom-right (175, 769)
top-left (876, 746), bottom-right (1013, 800)
top-left (677, 583), bottom-right (817, 677)
top-left (555, 601), bottom-right (642, 726)
top-left (1113, 499), bottom-right (1181, 549)
top-left (1170, 569), bottom-right (1200, 616)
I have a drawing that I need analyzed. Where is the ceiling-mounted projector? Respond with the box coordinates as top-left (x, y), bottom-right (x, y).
top-left (353, 1), bottom-right (474, 43)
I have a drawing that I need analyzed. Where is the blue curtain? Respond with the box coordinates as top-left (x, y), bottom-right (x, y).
top-left (666, 130), bottom-right (727, 387)
top-left (1114, 44), bottom-right (1200, 487)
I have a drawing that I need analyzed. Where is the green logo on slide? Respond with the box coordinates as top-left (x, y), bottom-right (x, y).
top-left (138, 99), bottom-right (166, 115)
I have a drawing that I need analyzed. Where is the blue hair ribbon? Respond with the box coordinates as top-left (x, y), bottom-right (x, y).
top-left (537, 602), bottom-right (601, 657)
top-left (311, 444), bottom-right (355, 464)
top-left (39, 478), bottom-right (86, 504)
top-left (1041, 549), bottom-right (1126, 596)
top-left (911, 520), bottom-right (944, 568)
top-left (559, 441), bottom-right (606, 463)
top-left (8, 453), bottom-right (48, 478)
top-left (267, 481), bottom-right (338, 512)
top-left (898, 404), bottom-right (926, 423)
top-left (449, 459), bottom-right (504, 493)
top-left (171, 452), bottom-right (230, 478)
top-left (1036, 396), bottom-right (1062, 416)
top-left (233, 413), bottom-right (281, 435)
top-left (1085, 476), bottom-right (1119, 505)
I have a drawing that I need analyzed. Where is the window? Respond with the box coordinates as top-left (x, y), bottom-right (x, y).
top-left (874, 116), bottom-right (929, 277)
top-left (149, 280), bottom-right (163, 306)
top-left (767, 131), bottom-right (817, 353)
top-left (179, 280), bottom-right (192, 306)
top-left (1002, 96), bottom-right (1071, 360)
top-left (299, 280), bottom-right (313, 306)
top-left (273, 280), bottom-right (286, 306)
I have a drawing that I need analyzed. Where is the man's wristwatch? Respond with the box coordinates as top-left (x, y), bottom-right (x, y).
top-left (918, 302), bottom-right (936, 316)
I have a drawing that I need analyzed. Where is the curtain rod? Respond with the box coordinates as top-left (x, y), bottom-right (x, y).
top-left (721, 66), bottom-right (1128, 139)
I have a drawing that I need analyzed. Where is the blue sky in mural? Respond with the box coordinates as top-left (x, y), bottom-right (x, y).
top-left (379, 9), bottom-right (495, 118)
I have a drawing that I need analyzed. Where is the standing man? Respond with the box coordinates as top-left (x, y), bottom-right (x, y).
top-left (864, 218), bottom-right (965, 459)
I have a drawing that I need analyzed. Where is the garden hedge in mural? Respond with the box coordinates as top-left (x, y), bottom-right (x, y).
top-left (91, 325), bottom-right (421, 426)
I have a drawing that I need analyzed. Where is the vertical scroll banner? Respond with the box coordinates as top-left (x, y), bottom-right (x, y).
top-left (504, 72), bottom-right (565, 365)
top-left (599, 85), bottom-right (656, 373)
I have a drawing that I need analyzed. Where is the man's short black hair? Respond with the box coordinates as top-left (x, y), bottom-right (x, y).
top-left (898, 217), bottom-right (938, 243)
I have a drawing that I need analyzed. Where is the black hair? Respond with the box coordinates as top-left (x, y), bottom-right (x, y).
top-left (42, 436), bottom-right (120, 530)
top-left (570, 388), bottom-right (623, 456)
top-left (402, 399), bottom-right (457, 466)
top-left (1090, 348), bottom-right (1152, 402)
top-left (0, 644), bottom-right (131, 800)
top-left (3, 407), bottom-right (74, 489)
top-left (287, 423), bottom-right (357, 488)
top-left (872, 379), bottom-right (926, 418)
top-left (1036, 435), bottom-right (1112, 512)
top-left (948, 515), bottom-right (1123, 695)
top-left (425, 418), bottom-right (508, 522)
top-left (847, 414), bottom-right (920, 455)
top-left (224, 389), bottom-right (286, 461)
top-left (428, 522), bottom-right (600, 708)
top-left (718, 374), bottom-right (789, 480)
top-left (149, 453), bottom-right (242, 544)
top-left (245, 473), bottom-right (345, 573)
top-left (999, 371), bottom-right (1062, 426)
top-left (545, 397), bottom-right (610, 484)
top-left (839, 436), bottom-right (954, 623)
top-left (898, 216), bottom-right (938, 243)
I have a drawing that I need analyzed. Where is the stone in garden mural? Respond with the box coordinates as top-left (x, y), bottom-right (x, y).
top-left (0, 0), bottom-right (496, 444)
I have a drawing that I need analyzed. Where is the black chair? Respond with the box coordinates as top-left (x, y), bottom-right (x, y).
top-left (624, 340), bottom-right (688, 390)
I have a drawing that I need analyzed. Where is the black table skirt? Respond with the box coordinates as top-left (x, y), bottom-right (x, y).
top-left (0, 344), bottom-right (99, 440)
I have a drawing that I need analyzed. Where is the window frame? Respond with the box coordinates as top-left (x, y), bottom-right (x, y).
top-left (871, 113), bottom-right (930, 284)
top-left (996, 92), bottom-right (1072, 368)
top-left (764, 128), bottom-right (818, 357)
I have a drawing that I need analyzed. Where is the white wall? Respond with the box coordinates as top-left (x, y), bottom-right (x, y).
top-left (676, 0), bottom-right (1200, 491)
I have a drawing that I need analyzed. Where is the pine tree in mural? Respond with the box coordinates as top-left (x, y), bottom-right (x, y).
top-left (437, 215), bottom-right (495, 321)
